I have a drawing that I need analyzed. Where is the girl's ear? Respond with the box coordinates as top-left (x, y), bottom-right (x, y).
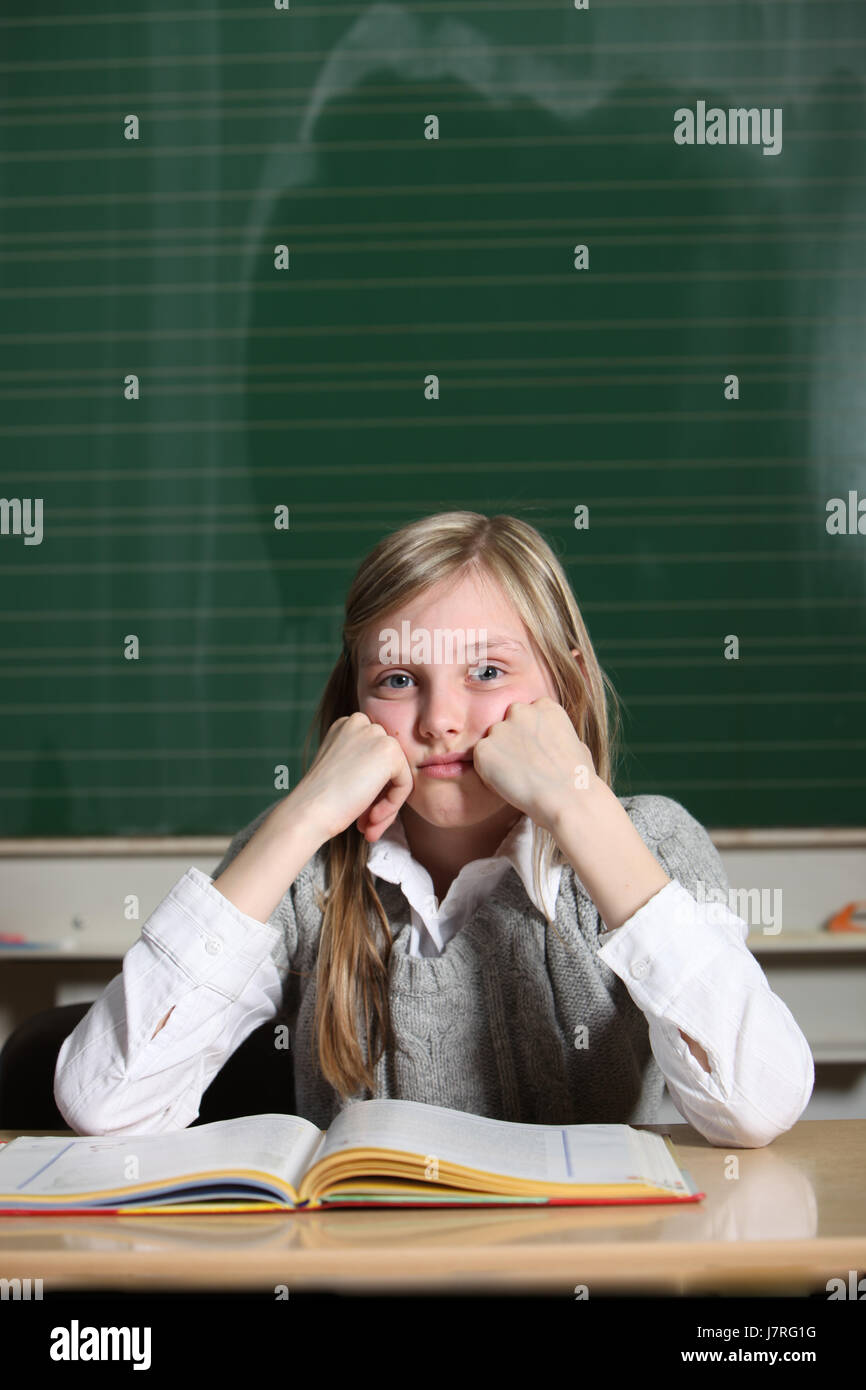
top-left (570, 647), bottom-right (589, 683)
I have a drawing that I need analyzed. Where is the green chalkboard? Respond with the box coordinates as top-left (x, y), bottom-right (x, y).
top-left (0, 1), bottom-right (864, 835)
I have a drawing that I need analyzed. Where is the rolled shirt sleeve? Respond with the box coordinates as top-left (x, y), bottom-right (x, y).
top-left (597, 801), bottom-right (815, 1148)
top-left (54, 802), bottom-right (301, 1136)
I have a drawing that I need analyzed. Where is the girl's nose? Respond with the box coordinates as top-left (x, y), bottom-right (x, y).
top-left (416, 679), bottom-right (466, 739)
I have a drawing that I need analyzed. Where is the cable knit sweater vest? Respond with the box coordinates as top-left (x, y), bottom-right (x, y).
top-left (212, 793), bottom-right (729, 1131)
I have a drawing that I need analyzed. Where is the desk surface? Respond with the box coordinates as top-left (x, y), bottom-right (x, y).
top-left (1, 1120), bottom-right (864, 1295)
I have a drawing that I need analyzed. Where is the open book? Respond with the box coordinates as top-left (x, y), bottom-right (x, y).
top-left (0, 1098), bottom-right (703, 1214)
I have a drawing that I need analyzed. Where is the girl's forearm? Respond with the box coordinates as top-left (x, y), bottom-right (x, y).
top-left (212, 791), bottom-right (328, 924)
top-left (549, 783), bottom-right (712, 1073)
top-left (149, 797), bottom-right (326, 1040)
top-left (549, 780), bottom-right (671, 933)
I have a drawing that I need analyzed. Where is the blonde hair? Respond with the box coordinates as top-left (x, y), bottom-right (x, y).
top-left (300, 512), bottom-right (624, 1100)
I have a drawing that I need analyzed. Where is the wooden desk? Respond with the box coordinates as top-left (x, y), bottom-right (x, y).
top-left (1, 1120), bottom-right (864, 1296)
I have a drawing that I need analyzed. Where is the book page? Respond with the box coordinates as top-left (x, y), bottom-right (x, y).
top-left (316, 1099), bottom-right (662, 1186)
top-left (630, 1129), bottom-right (692, 1193)
top-left (0, 1114), bottom-right (324, 1202)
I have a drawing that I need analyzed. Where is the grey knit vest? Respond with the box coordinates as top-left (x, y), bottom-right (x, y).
top-left (211, 793), bottom-right (729, 1132)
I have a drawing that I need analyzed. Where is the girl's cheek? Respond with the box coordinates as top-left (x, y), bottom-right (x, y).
top-left (486, 690), bottom-right (531, 721)
top-left (360, 701), bottom-right (407, 741)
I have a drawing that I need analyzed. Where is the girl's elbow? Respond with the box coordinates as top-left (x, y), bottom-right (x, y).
top-left (708, 1072), bottom-right (814, 1149)
top-left (717, 1113), bottom-right (795, 1149)
top-left (687, 1041), bottom-right (814, 1149)
top-left (53, 1081), bottom-right (118, 1137)
top-left (53, 1078), bottom-right (197, 1137)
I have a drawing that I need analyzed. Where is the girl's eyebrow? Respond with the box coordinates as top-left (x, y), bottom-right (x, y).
top-left (360, 635), bottom-right (526, 669)
top-left (476, 636), bottom-right (526, 656)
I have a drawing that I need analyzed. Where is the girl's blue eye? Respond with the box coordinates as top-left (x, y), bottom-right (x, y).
top-left (377, 665), bottom-right (504, 689)
top-left (472, 664), bottom-right (504, 681)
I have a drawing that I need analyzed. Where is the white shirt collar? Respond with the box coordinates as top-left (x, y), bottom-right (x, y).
top-left (366, 812), bottom-right (563, 927)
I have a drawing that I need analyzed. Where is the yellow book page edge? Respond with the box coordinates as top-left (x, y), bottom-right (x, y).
top-left (299, 1145), bottom-right (686, 1204)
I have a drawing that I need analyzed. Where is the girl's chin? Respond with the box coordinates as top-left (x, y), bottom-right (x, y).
top-left (405, 785), bottom-right (506, 821)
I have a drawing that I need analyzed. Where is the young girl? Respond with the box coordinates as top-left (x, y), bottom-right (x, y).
top-left (54, 512), bottom-right (813, 1146)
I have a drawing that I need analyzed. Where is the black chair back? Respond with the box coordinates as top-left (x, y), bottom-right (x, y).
top-left (0, 1003), bottom-right (296, 1130)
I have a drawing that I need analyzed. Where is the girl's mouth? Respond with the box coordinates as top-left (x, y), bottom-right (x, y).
top-left (419, 760), bottom-right (474, 779)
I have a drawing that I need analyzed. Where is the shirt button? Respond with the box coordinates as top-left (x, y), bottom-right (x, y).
top-left (205, 938), bottom-right (222, 955)
top-left (631, 957), bottom-right (650, 979)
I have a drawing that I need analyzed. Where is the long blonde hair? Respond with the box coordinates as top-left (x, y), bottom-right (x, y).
top-left (300, 512), bottom-right (624, 1100)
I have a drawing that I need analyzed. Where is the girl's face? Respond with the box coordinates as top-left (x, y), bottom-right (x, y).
top-left (355, 570), bottom-right (562, 828)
